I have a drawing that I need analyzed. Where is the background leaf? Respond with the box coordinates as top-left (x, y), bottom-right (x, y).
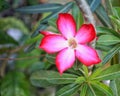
top-left (30, 70), bottom-right (78, 87)
top-left (102, 44), bottom-right (120, 64)
top-left (93, 64), bottom-right (120, 80)
top-left (110, 78), bottom-right (120, 96)
top-left (16, 3), bottom-right (62, 14)
top-left (56, 84), bottom-right (80, 96)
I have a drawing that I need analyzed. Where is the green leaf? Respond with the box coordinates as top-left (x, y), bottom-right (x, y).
top-left (110, 78), bottom-right (120, 96)
top-left (72, 3), bottom-right (83, 30)
top-left (1, 72), bottom-right (30, 96)
top-left (0, 30), bottom-right (18, 45)
top-left (109, 15), bottom-right (120, 30)
top-left (75, 76), bottom-right (85, 84)
top-left (31, 23), bottom-right (48, 38)
top-left (31, 2), bottom-right (73, 38)
top-left (82, 65), bottom-right (89, 77)
top-left (91, 82), bottom-right (113, 96)
top-left (24, 42), bottom-right (37, 53)
top-left (30, 70), bottom-right (78, 87)
top-left (16, 3), bottom-right (62, 14)
top-left (80, 84), bottom-right (88, 96)
top-left (95, 4), bottom-right (112, 27)
top-left (0, 17), bottom-right (29, 34)
top-left (56, 84), bottom-right (80, 96)
top-left (97, 34), bottom-right (120, 46)
top-left (96, 26), bottom-right (120, 38)
top-left (93, 64), bottom-right (120, 80)
top-left (87, 0), bottom-right (101, 12)
top-left (112, 7), bottom-right (120, 19)
top-left (96, 44), bottom-right (112, 51)
top-left (87, 84), bottom-right (97, 96)
top-left (89, 67), bottom-right (103, 80)
top-left (102, 44), bottom-right (120, 64)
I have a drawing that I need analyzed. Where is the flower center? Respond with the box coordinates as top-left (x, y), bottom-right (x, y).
top-left (68, 38), bottom-right (77, 49)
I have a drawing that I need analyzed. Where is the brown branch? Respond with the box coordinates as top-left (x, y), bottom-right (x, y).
top-left (74, 0), bottom-right (95, 26)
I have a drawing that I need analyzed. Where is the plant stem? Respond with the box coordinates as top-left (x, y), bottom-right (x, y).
top-left (74, 0), bottom-right (95, 26)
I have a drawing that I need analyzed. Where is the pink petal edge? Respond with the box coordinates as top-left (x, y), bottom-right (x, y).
top-left (57, 13), bottom-right (76, 39)
top-left (56, 48), bottom-right (75, 74)
top-left (40, 31), bottom-right (57, 36)
top-left (75, 44), bottom-right (101, 66)
top-left (75, 24), bottom-right (96, 44)
top-left (39, 34), bottom-right (68, 53)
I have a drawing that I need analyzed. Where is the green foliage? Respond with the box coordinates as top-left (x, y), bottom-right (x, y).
top-left (56, 84), bottom-right (80, 96)
top-left (110, 78), bottom-right (120, 96)
top-left (0, 0), bottom-right (10, 11)
top-left (1, 71), bottom-right (30, 96)
top-left (102, 44), bottom-right (120, 64)
top-left (31, 2), bottom-right (74, 38)
top-left (16, 3), bottom-right (62, 14)
top-left (0, 17), bottom-right (29, 34)
top-left (30, 70), bottom-right (78, 87)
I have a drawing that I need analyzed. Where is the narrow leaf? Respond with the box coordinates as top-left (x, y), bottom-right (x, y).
top-left (91, 82), bottom-right (113, 96)
top-left (16, 3), bottom-right (62, 14)
top-left (97, 34), bottom-right (120, 46)
top-left (102, 44), bottom-right (120, 64)
top-left (80, 84), bottom-right (88, 96)
top-left (95, 4), bottom-right (112, 27)
top-left (30, 70), bottom-right (78, 87)
top-left (56, 84), bottom-right (80, 96)
top-left (110, 79), bottom-right (120, 96)
top-left (88, 0), bottom-right (101, 12)
top-left (96, 26), bottom-right (120, 38)
top-left (31, 2), bottom-right (73, 38)
top-left (93, 64), bottom-right (120, 80)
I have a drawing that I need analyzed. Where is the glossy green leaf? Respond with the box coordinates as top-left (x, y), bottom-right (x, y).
top-left (110, 78), bottom-right (120, 96)
top-left (31, 2), bottom-right (73, 38)
top-left (97, 34), bottom-right (120, 46)
top-left (109, 15), bottom-right (120, 29)
top-left (89, 67), bottom-right (103, 80)
top-left (31, 23), bottom-right (48, 38)
top-left (112, 7), bottom-right (120, 19)
top-left (91, 82), bottom-right (113, 96)
top-left (96, 26), bottom-right (120, 38)
top-left (75, 76), bottom-right (85, 84)
top-left (80, 84), bottom-right (88, 96)
top-left (93, 64), bottom-right (120, 80)
top-left (40, 2), bottom-right (74, 24)
top-left (30, 70), bottom-right (78, 87)
top-left (102, 44), bottom-right (120, 64)
top-left (16, 3), bottom-right (62, 14)
top-left (56, 84), bottom-right (80, 96)
top-left (96, 44), bottom-right (112, 51)
top-left (87, 84), bottom-right (97, 96)
top-left (87, 0), bottom-right (101, 12)
top-left (95, 4), bottom-right (112, 27)
top-left (72, 3), bottom-right (83, 30)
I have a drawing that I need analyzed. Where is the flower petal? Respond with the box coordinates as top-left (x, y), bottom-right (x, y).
top-left (40, 31), bottom-right (58, 36)
top-left (56, 48), bottom-right (75, 74)
top-left (39, 35), bottom-right (68, 53)
top-left (57, 13), bottom-right (76, 39)
top-left (75, 44), bottom-right (101, 66)
top-left (75, 24), bottom-right (96, 44)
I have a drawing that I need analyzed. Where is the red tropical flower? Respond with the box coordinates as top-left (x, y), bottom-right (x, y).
top-left (39, 13), bottom-right (101, 74)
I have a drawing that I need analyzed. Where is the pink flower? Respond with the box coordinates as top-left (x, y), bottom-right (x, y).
top-left (39, 13), bottom-right (101, 74)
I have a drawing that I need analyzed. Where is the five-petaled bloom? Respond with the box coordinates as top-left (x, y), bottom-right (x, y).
top-left (39, 13), bottom-right (101, 74)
